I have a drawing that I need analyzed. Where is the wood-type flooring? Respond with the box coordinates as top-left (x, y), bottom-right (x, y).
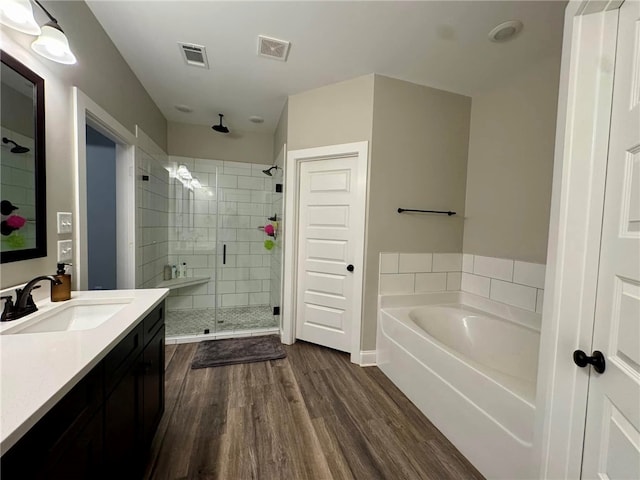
top-left (145, 340), bottom-right (484, 480)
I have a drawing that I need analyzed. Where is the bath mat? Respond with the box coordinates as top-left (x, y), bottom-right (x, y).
top-left (191, 335), bottom-right (286, 369)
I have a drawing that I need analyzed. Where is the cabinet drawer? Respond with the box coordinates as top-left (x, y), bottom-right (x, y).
top-left (143, 301), bottom-right (164, 346)
top-left (104, 322), bottom-right (143, 394)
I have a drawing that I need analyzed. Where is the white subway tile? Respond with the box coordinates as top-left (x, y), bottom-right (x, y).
top-left (166, 296), bottom-right (193, 310)
top-left (490, 279), bottom-right (537, 311)
top-left (514, 261), bottom-right (546, 289)
top-left (398, 253), bottom-right (432, 273)
top-left (536, 289), bottom-right (544, 313)
top-left (221, 293), bottom-right (249, 307)
top-left (461, 273), bottom-right (490, 297)
top-left (236, 280), bottom-right (263, 293)
top-left (249, 292), bottom-right (270, 305)
top-left (446, 272), bottom-right (462, 291)
top-left (379, 253), bottom-right (399, 274)
top-left (193, 295), bottom-right (215, 308)
top-left (250, 267), bottom-right (271, 280)
top-left (238, 176), bottom-right (265, 190)
top-left (432, 253), bottom-right (462, 272)
top-left (415, 273), bottom-right (447, 292)
top-left (379, 274), bottom-right (414, 294)
top-left (217, 174), bottom-right (238, 188)
top-left (473, 256), bottom-right (514, 281)
top-left (217, 281), bottom-right (236, 294)
top-left (194, 158), bottom-right (222, 173)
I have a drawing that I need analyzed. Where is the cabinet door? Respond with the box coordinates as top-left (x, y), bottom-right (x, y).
top-left (40, 411), bottom-right (104, 480)
top-left (142, 325), bottom-right (165, 449)
top-left (104, 353), bottom-right (143, 479)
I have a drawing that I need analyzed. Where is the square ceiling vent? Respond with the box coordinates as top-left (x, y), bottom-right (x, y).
top-left (257, 35), bottom-right (290, 62)
top-left (178, 42), bottom-right (209, 69)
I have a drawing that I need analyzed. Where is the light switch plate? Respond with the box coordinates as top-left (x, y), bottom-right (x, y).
top-left (57, 240), bottom-right (72, 262)
top-left (57, 212), bottom-right (72, 234)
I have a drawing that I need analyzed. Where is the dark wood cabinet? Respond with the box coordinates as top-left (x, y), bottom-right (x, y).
top-left (0, 301), bottom-right (165, 480)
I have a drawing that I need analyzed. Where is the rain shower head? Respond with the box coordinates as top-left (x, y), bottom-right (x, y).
top-left (211, 114), bottom-right (229, 134)
top-left (262, 166), bottom-right (279, 176)
top-left (2, 137), bottom-right (30, 154)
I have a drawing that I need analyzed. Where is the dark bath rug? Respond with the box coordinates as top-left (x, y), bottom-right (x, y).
top-left (191, 335), bottom-right (286, 369)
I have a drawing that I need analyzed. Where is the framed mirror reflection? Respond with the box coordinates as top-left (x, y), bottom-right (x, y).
top-left (1, 50), bottom-right (46, 263)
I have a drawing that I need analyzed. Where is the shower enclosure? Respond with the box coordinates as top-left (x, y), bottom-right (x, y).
top-left (136, 154), bottom-right (283, 340)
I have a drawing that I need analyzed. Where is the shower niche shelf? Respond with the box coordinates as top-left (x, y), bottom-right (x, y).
top-left (156, 276), bottom-right (210, 291)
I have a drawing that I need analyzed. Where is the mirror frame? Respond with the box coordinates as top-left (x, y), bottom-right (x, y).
top-left (1, 51), bottom-right (47, 263)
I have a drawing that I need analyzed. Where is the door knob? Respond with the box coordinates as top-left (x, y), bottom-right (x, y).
top-left (573, 349), bottom-right (606, 374)
top-left (346, 264), bottom-right (354, 272)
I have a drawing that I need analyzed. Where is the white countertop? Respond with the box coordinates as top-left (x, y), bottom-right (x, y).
top-left (0, 288), bottom-right (169, 453)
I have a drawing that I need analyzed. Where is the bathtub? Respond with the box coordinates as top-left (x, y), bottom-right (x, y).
top-left (376, 292), bottom-right (541, 479)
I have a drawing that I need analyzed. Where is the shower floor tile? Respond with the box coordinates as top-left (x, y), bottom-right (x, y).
top-left (166, 306), bottom-right (277, 337)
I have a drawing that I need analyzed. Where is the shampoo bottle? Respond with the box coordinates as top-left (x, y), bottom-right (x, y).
top-left (51, 263), bottom-right (71, 302)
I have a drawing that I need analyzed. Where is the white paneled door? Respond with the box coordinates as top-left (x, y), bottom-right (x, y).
top-left (292, 143), bottom-right (367, 355)
top-left (581, 1), bottom-right (640, 477)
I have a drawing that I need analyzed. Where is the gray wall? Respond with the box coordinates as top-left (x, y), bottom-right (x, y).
top-left (462, 55), bottom-right (561, 263)
top-left (287, 75), bottom-right (374, 151)
top-left (273, 100), bottom-right (288, 160)
top-left (1, 1), bottom-right (167, 288)
top-left (168, 122), bottom-right (274, 165)
top-left (286, 74), bottom-right (471, 351)
top-left (86, 126), bottom-right (117, 290)
top-left (365, 75), bottom-right (471, 349)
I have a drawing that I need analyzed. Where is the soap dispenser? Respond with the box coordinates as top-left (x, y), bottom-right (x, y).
top-left (51, 263), bottom-right (71, 302)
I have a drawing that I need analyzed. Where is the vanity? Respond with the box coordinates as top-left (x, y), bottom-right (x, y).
top-left (0, 288), bottom-right (168, 479)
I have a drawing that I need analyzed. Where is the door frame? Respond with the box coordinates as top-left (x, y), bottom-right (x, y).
top-left (73, 88), bottom-right (137, 290)
top-left (282, 141), bottom-right (369, 365)
top-left (533, 1), bottom-right (624, 478)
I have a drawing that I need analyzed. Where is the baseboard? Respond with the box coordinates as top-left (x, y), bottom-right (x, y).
top-left (359, 350), bottom-right (377, 367)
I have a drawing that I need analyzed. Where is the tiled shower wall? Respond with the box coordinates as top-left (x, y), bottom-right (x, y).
top-left (0, 128), bottom-right (36, 250)
top-left (166, 156), bottom-right (277, 311)
top-left (136, 146), bottom-right (169, 288)
top-left (379, 252), bottom-right (545, 313)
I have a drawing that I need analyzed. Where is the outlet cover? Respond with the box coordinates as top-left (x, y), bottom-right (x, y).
top-left (57, 240), bottom-right (72, 262)
top-left (57, 212), bottom-right (72, 234)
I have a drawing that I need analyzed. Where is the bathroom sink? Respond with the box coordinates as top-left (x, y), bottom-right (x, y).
top-left (2, 300), bottom-right (132, 335)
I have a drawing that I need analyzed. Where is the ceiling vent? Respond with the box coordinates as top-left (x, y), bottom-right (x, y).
top-left (257, 35), bottom-right (290, 62)
top-left (178, 42), bottom-right (209, 69)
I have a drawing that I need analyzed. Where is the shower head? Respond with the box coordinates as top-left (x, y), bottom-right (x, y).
top-left (211, 114), bottom-right (229, 134)
top-left (2, 137), bottom-right (30, 154)
top-left (262, 166), bottom-right (279, 176)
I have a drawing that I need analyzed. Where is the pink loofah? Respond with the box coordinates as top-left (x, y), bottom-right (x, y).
top-left (6, 215), bottom-right (26, 229)
top-left (264, 224), bottom-right (274, 236)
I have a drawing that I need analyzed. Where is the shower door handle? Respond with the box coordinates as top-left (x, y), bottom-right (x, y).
top-left (223, 244), bottom-right (226, 265)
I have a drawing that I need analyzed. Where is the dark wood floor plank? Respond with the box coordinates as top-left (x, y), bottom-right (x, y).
top-left (148, 340), bottom-right (483, 480)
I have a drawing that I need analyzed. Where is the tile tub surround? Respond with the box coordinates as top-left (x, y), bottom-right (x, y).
top-left (461, 254), bottom-right (545, 313)
top-left (379, 253), bottom-right (463, 295)
top-left (379, 252), bottom-right (545, 313)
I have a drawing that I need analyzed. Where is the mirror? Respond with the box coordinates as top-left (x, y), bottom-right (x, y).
top-left (1, 51), bottom-right (46, 263)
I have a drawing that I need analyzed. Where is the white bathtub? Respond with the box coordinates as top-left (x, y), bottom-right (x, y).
top-left (376, 292), bottom-right (541, 479)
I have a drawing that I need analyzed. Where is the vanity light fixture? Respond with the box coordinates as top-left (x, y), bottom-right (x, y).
top-left (0, 0), bottom-right (41, 35)
top-left (0, 0), bottom-right (77, 65)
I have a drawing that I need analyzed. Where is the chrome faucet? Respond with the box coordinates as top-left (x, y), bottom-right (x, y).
top-left (1, 276), bottom-right (61, 322)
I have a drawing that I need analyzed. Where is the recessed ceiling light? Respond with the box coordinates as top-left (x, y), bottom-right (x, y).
top-left (249, 116), bottom-right (264, 124)
top-left (175, 104), bottom-right (193, 113)
top-left (488, 20), bottom-right (523, 42)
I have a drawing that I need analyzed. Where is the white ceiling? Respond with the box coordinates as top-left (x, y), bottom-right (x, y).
top-left (86, 1), bottom-right (566, 134)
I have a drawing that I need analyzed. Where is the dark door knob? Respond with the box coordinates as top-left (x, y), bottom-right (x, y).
top-left (346, 264), bottom-right (354, 272)
top-left (573, 349), bottom-right (606, 374)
